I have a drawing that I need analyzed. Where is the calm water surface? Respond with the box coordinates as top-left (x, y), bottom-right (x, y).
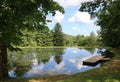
top-left (8, 48), bottom-right (103, 77)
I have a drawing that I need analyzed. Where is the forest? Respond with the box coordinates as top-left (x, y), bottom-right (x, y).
top-left (19, 22), bottom-right (98, 47)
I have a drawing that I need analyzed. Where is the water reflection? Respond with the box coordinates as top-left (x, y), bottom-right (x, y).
top-left (8, 48), bottom-right (102, 77)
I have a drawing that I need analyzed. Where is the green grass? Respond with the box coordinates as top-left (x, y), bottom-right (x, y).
top-left (107, 47), bottom-right (120, 59)
top-left (1, 47), bottom-right (120, 82)
top-left (57, 74), bottom-right (120, 82)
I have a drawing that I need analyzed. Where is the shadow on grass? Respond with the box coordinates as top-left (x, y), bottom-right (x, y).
top-left (0, 78), bottom-right (47, 82)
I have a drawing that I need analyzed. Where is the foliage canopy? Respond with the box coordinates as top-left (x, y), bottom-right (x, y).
top-left (0, 0), bottom-right (64, 50)
top-left (0, 0), bottom-right (64, 79)
top-left (79, 0), bottom-right (120, 48)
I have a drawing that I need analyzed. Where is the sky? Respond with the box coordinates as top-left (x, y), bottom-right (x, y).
top-left (47, 0), bottom-right (100, 36)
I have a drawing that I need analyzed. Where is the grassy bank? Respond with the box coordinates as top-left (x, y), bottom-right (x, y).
top-left (18, 46), bottom-right (103, 49)
top-left (1, 47), bottom-right (120, 82)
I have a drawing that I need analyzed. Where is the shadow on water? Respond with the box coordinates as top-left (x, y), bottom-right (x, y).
top-left (100, 49), bottom-right (114, 58)
top-left (8, 48), bottom-right (111, 78)
top-left (99, 49), bottom-right (114, 65)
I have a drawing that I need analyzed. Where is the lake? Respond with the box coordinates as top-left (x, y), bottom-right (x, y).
top-left (8, 47), bottom-right (104, 77)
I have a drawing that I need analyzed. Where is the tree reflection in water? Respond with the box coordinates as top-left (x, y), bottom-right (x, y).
top-left (8, 48), bottom-right (64, 77)
top-left (8, 48), bottom-right (103, 77)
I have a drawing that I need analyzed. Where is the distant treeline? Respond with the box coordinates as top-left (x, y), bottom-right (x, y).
top-left (20, 23), bottom-right (99, 47)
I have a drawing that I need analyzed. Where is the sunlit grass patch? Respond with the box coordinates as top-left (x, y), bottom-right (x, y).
top-left (105, 79), bottom-right (120, 82)
top-left (29, 79), bottom-right (46, 82)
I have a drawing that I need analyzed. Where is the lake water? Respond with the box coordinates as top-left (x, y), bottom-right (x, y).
top-left (8, 48), bottom-right (103, 77)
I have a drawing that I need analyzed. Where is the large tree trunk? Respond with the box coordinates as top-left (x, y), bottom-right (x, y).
top-left (0, 43), bottom-right (9, 80)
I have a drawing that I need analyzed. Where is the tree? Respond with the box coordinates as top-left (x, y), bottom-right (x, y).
top-left (75, 32), bottom-right (97, 46)
top-left (79, 0), bottom-right (120, 48)
top-left (87, 32), bottom-right (97, 46)
top-left (0, 0), bottom-right (64, 79)
top-left (39, 27), bottom-right (53, 46)
top-left (52, 23), bottom-right (64, 46)
top-left (75, 35), bottom-right (85, 46)
top-left (64, 34), bottom-right (74, 46)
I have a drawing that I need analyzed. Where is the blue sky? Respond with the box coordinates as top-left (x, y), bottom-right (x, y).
top-left (47, 0), bottom-right (100, 36)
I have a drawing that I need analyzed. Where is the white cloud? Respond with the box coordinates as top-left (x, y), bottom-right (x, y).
top-left (75, 11), bottom-right (92, 24)
top-left (68, 11), bottom-right (93, 25)
top-left (54, 0), bottom-right (93, 7)
top-left (72, 26), bottom-right (80, 32)
top-left (68, 17), bottom-right (75, 22)
top-left (27, 63), bottom-right (44, 76)
top-left (54, 11), bottom-right (64, 23)
top-left (55, 61), bottom-right (65, 70)
top-left (69, 56), bottom-right (88, 70)
top-left (49, 56), bottom-right (54, 61)
top-left (72, 26), bottom-right (77, 30)
top-left (32, 58), bottom-right (38, 66)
